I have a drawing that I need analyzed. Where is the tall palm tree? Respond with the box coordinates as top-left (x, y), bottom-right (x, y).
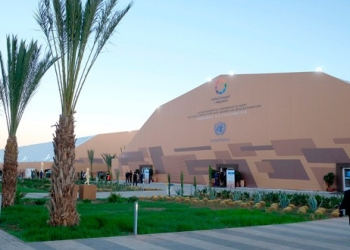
top-left (35, 0), bottom-right (133, 226)
top-left (0, 35), bottom-right (54, 207)
top-left (101, 153), bottom-right (117, 174)
top-left (87, 149), bottom-right (94, 179)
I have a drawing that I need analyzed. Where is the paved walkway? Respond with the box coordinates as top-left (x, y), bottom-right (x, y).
top-left (1, 217), bottom-right (349, 250)
top-left (0, 184), bottom-right (348, 250)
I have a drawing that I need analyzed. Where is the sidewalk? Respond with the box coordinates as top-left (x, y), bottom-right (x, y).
top-left (1, 217), bottom-right (349, 250)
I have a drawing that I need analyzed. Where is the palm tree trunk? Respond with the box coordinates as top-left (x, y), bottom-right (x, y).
top-left (1, 137), bottom-right (18, 207)
top-left (48, 114), bottom-right (80, 226)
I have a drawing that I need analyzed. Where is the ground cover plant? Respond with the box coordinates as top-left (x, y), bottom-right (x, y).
top-left (0, 178), bottom-right (160, 193)
top-left (0, 191), bottom-right (340, 243)
top-left (0, 179), bottom-right (51, 193)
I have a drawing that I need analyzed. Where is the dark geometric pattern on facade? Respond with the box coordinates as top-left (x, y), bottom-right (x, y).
top-left (333, 138), bottom-right (350, 144)
top-left (149, 146), bottom-right (166, 174)
top-left (185, 159), bottom-right (224, 175)
top-left (241, 145), bottom-right (274, 151)
top-left (118, 151), bottom-right (144, 165)
top-left (271, 138), bottom-right (316, 156)
top-left (94, 158), bottom-right (104, 164)
top-left (214, 151), bottom-right (232, 160)
top-left (75, 158), bottom-right (85, 163)
top-left (263, 159), bottom-right (309, 180)
top-left (162, 155), bottom-right (197, 181)
top-left (174, 146), bottom-right (212, 152)
top-left (228, 143), bottom-right (256, 157)
top-left (225, 159), bottom-right (257, 187)
top-left (302, 148), bottom-right (350, 163)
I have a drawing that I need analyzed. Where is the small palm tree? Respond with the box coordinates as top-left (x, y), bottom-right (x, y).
top-left (101, 153), bottom-right (117, 174)
top-left (36, 0), bottom-right (133, 226)
top-left (87, 149), bottom-right (94, 179)
top-left (0, 36), bottom-right (54, 207)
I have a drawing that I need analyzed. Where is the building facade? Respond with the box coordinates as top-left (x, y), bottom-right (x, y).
top-left (118, 72), bottom-right (350, 190)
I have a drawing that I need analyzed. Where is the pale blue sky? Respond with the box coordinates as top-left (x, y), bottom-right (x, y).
top-left (0, 1), bottom-right (349, 146)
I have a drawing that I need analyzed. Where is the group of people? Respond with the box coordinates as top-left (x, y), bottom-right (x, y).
top-left (125, 171), bottom-right (144, 186)
top-left (214, 171), bottom-right (226, 187)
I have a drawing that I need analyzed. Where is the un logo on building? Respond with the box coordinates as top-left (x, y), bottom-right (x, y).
top-left (214, 122), bottom-right (226, 135)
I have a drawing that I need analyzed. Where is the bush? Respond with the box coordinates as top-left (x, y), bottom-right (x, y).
top-left (107, 193), bottom-right (123, 203)
top-left (128, 196), bottom-right (138, 203)
top-left (14, 190), bottom-right (27, 205)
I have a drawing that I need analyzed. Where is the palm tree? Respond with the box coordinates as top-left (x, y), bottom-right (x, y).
top-left (87, 149), bottom-right (94, 179)
top-left (35, 0), bottom-right (133, 226)
top-left (0, 36), bottom-right (54, 207)
top-left (101, 153), bottom-right (117, 174)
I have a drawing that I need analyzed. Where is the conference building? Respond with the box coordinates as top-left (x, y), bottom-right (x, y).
top-left (2, 72), bottom-right (350, 191)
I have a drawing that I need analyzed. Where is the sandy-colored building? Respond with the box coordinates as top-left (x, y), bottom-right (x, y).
top-left (118, 72), bottom-right (350, 191)
top-left (2, 72), bottom-right (350, 191)
top-left (0, 131), bottom-right (137, 178)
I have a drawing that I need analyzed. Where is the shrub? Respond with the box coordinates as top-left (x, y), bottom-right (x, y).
top-left (232, 191), bottom-right (242, 201)
top-left (253, 191), bottom-right (262, 203)
top-left (308, 196), bottom-right (318, 211)
top-left (107, 193), bottom-right (123, 203)
top-left (15, 190), bottom-right (27, 205)
top-left (128, 196), bottom-right (138, 203)
top-left (278, 192), bottom-right (291, 208)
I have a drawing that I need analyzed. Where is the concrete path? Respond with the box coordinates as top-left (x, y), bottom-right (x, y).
top-left (0, 183), bottom-right (347, 250)
top-left (1, 217), bottom-right (349, 250)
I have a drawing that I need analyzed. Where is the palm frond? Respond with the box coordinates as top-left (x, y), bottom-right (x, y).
top-left (87, 149), bottom-right (95, 167)
top-left (0, 35), bottom-right (55, 136)
top-left (36, 0), bottom-right (133, 116)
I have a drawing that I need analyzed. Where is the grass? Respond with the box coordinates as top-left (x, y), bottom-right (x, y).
top-left (0, 179), bottom-right (160, 193)
top-left (0, 198), bottom-right (315, 242)
top-left (0, 179), bottom-right (51, 193)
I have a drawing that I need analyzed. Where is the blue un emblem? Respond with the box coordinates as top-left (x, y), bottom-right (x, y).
top-left (214, 122), bottom-right (226, 135)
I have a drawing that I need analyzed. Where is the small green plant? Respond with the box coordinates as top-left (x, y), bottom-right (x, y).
top-left (180, 171), bottom-right (184, 196)
top-left (278, 192), bottom-right (290, 208)
top-left (232, 191), bottom-right (242, 201)
top-left (128, 196), bottom-right (138, 203)
top-left (175, 188), bottom-right (181, 196)
top-left (107, 193), bottom-right (123, 203)
top-left (253, 191), bottom-right (262, 203)
top-left (14, 190), bottom-right (27, 205)
top-left (242, 192), bottom-right (251, 201)
top-left (82, 199), bottom-right (92, 204)
top-left (208, 188), bottom-right (216, 200)
top-left (308, 195), bottom-right (318, 211)
top-left (193, 176), bottom-right (197, 196)
top-left (323, 172), bottom-right (335, 190)
top-left (167, 173), bottom-right (171, 196)
top-left (290, 193), bottom-right (309, 206)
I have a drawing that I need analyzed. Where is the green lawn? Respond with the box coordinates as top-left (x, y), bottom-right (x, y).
top-left (0, 198), bottom-right (315, 242)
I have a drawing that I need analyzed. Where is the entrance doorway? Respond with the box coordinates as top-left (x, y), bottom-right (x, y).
top-left (216, 164), bottom-right (238, 187)
top-left (139, 164), bottom-right (153, 183)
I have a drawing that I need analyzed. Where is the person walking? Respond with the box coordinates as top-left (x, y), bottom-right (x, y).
top-left (340, 189), bottom-right (350, 225)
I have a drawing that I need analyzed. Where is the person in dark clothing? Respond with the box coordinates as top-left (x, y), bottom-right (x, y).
top-left (140, 173), bottom-right (144, 184)
top-left (340, 189), bottom-right (350, 225)
top-left (125, 172), bottom-right (129, 183)
top-left (133, 172), bottom-right (138, 186)
top-left (129, 170), bottom-right (132, 183)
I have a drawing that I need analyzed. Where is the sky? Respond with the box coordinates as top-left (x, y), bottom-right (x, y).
top-left (0, 0), bottom-right (349, 147)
